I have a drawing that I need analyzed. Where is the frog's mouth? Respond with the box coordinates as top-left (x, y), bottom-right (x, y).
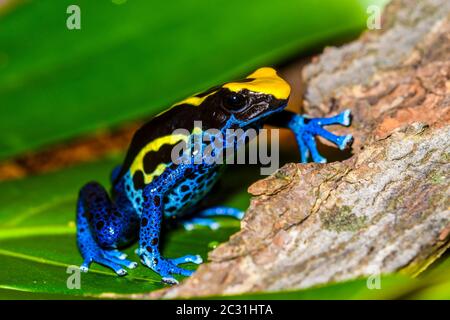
top-left (238, 101), bottom-right (288, 128)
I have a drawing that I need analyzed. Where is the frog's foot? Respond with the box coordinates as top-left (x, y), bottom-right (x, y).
top-left (139, 251), bottom-right (202, 285)
top-left (289, 109), bottom-right (353, 163)
top-left (80, 247), bottom-right (138, 276)
top-left (105, 249), bottom-right (128, 260)
top-left (183, 218), bottom-right (220, 231)
top-left (182, 207), bottom-right (244, 231)
top-left (199, 206), bottom-right (244, 219)
top-left (170, 254), bottom-right (203, 265)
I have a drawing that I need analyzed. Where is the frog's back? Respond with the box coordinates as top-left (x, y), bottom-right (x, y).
top-left (114, 101), bottom-right (224, 217)
top-left (115, 104), bottom-right (200, 186)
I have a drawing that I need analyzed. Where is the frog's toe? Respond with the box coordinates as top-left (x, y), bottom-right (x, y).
top-left (102, 254), bottom-right (137, 271)
top-left (106, 249), bottom-right (128, 260)
top-left (341, 109), bottom-right (352, 126)
top-left (198, 207), bottom-right (244, 220)
top-left (182, 218), bottom-right (220, 231)
top-left (337, 134), bottom-right (353, 150)
top-left (141, 254), bottom-right (195, 282)
top-left (162, 276), bottom-right (179, 285)
top-left (117, 259), bottom-right (138, 269)
top-left (80, 249), bottom-right (138, 276)
top-left (94, 255), bottom-right (128, 276)
top-left (115, 268), bottom-right (128, 276)
top-left (169, 254), bottom-right (203, 265)
top-left (80, 259), bottom-right (91, 273)
top-left (166, 265), bottom-right (194, 277)
top-left (103, 249), bottom-right (137, 268)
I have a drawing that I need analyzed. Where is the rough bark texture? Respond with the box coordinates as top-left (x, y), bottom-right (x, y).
top-left (146, 0), bottom-right (450, 298)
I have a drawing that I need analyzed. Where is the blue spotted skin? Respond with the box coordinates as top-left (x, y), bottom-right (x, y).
top-left (75, 67), bottom-right (353, 284)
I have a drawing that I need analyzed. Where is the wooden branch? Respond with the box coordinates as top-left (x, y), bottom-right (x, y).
top-left (145, 0), bottom-right (450, 298)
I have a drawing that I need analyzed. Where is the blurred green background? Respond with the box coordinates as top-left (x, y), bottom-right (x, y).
top-left (0, 0), bottom-right (382, 159)
top-left (3, 0), bottom-right (447, 300)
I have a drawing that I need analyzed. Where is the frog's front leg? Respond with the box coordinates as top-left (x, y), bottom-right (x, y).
top-left (138, 163), bottom-right (204, 284)
top-left (268, 110), bottom-right (353, 163)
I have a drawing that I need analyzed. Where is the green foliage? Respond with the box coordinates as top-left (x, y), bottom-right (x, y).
top-left (3, 0), bottom-right (446, 301)
top-left (218, 275), bottom-right (416, 300)
top-left (0, 156), bottom-right (245, 297)
top-left (0, 155), bottom-right (448, 299)
top-left (0, 0), bottom-right (369, 159)
top-left (216, 247), bottom-right (450, 300)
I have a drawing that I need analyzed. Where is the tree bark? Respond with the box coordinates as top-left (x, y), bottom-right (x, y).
top-left (146, 0), bottom-right (450, 298)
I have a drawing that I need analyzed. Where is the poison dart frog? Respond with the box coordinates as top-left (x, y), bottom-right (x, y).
top-left (76, 67), bottom-right (353, 284)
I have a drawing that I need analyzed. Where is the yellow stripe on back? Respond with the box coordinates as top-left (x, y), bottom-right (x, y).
top-left (130, 127), bottom-right (202, 184)
top-left (130, 134), bottom-right (187, 184)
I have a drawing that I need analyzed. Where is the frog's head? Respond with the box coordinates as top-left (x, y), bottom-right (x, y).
top-left (212, 67), bottom-right (290, 129)
top-left (169, 68), bottom-right (289, 129)
top-left (170, 67), bottom-right (290, 131)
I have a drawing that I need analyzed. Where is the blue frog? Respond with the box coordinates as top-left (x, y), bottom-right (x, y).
top-left (76, 67), bottom-right (352, 284)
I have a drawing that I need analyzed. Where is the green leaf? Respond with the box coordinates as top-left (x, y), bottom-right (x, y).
top-left (403, 251), bottom-right (450, 300)
top-left (0, 0), bottom-right (369, 159)
top-left (1, 155), bottom-right (448, 299)
top-left (209, 253), bottom-right (450, 300)
top-left (0, 156), bottom-right (248, 297)
top-left (215, 275), bottom-right (417, 300)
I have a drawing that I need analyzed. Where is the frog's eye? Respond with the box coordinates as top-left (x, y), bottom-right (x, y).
top-left (224, 93), bottom-right (247, 112)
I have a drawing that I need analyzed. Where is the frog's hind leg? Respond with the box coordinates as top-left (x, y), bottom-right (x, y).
top-left (77, 182), bottom-right (138, 276)
top-left (182, 207), bottom-right (244, 231)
